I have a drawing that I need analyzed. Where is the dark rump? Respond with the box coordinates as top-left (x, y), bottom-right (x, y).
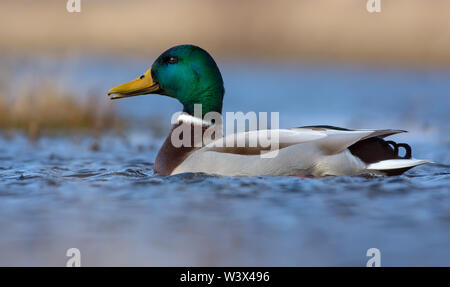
top-left (348, 137), bottom-right (412, 164)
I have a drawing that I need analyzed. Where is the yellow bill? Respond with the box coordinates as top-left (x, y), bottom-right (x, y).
top-left (108, 68), bottom-right (160, 99)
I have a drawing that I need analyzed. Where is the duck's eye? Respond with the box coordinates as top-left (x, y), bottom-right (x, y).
top-left (139, 75), bottom-right (145, 80)
top-left (168, 56), bottom-right (178, 64)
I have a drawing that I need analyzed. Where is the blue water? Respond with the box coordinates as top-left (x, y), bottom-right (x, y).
top-left (0, 56), bottom-right (449, 266)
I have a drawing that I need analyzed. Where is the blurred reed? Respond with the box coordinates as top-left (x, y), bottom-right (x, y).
top-left (0, 78), bottom-right (123, 139)
top-left (1, 0), bottom-right (450, 66)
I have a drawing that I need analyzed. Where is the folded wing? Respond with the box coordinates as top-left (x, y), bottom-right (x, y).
top-left (203, 125), bottom-right (406, 156)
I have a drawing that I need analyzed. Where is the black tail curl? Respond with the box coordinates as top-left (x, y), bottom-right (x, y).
top-left (348, 137), bottom-right (412, 164)
top-left (385, 141), bottom-right (412, 159)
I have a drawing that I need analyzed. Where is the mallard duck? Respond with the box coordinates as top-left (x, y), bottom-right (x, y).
top-left (108, 45), bottom-right (429, 177)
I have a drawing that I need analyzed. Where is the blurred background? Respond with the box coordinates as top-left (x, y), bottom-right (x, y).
top-left (0, 0), bottom-right (450, 266)
top-left (0, 0), bottom-right (449, 137)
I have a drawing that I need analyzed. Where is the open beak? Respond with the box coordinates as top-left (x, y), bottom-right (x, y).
top-left (107, 68), bottom-right (160, 99)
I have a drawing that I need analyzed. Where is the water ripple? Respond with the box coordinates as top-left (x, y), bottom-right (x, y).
top-left (0, 135), bottom-right (449, 266)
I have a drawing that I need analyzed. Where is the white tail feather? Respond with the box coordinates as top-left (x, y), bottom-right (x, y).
top-left (367, 159), bottom-right (431, 170)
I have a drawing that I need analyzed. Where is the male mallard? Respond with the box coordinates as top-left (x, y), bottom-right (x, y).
top-left (108, 45), bottom-right (429, 177)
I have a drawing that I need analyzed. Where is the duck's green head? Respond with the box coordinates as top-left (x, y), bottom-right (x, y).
top-left (108, 45), bottom-right (224, 116)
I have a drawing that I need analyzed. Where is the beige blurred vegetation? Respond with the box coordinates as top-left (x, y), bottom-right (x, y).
top-left (0, 79), bottom-right (123, 138)
top-left (0, 0), bottom-right (449, 65)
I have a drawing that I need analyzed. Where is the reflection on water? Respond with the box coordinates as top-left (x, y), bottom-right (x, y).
top-left (0, 58), bottom-right (449, 266)
top-left (0, 134), bottom-right (449, 266)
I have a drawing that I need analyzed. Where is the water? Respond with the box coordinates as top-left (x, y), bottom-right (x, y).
top-left (0, 57), bottom-right (449, 266)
